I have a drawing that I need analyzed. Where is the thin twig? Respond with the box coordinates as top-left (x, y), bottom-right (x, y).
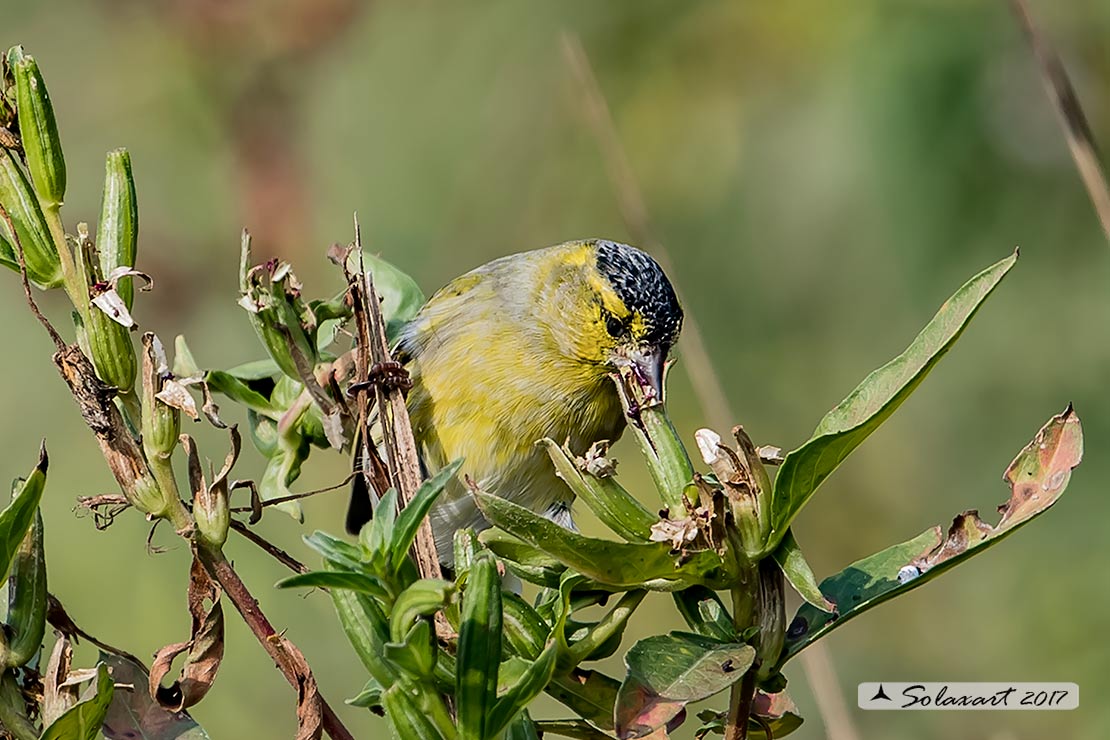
top-left (0, 204), bottom-right (66, 351)
top-left (228, 473), bottom-right (357, 514)
top-left (561, 31), bottom-right (861, 740)
top-left (230, 519), bottom-right (310, 574)
top-left (1009, 0), bottom-right (1110, 243)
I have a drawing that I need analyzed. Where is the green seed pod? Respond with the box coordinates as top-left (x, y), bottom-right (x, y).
top-left (382, 684), bottom-right (447, 740)
top-left (3, 511), bottom-right (46, 669)
top-left (456, 552), bottom-right (502, 740)
top-left (238, 231), bottom-right (319, 381)
top-left (140, 334), bottom-right (180, 459)
top-left (96, 149), bottom-right (138, 309)
top-left (75, 231), bottom-right (136, 393)
top-left (127, 474), bottom-right (165, 517)
top-left (10, 48), bottom-right (65, 208)
top-left (194, 477), bottom-right (229, 550)
top-left (0, 148), bottom-right (61, 287)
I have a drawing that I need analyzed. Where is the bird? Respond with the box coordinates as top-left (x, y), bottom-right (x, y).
top-left (346, 238), bottom-right (683, 562)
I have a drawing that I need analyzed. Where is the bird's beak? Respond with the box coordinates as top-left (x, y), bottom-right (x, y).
top-left (629, 346), bottom-right (667, 401)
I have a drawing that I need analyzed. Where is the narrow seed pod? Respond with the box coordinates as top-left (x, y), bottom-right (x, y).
top-left (10, 48), bottom-right (66, 208)
top-left (96, 149), bottom-right (138, 309)
top-left (75, 233), bottom-right (136, 393)
top-left (140, 334), bottom-right (179, 458)
top-left (456, 552), bottom-right (502, 740)
top-left (3, 511), bottom-right (46, 669)
top-left (0, 149), bottom-right (61, 287)
top-left (382, 684), bottom-right (447, 740)
top-left (194, 478), bottom-right (229, 550)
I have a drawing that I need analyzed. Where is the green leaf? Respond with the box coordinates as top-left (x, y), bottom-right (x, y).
top-left (456, 552), bottom-right (502, 740)
top-left (781, 405), bottom-right (1081, 664)
top-left (383, 620), bottom-right (437, 678)
top-left (390, 460), bottom-right (462, 572)
top-left (389, 579), bottom-right (454, 644)
top-left (362, 488), bottom-right (398, 571)
top-left (538, 439), bottom-right (656, 542)
top-left (476, 492), bottom-right (724, 590)
top-left (672, 586), bottom-right (736, 642)
top-left (348, 250), bottom-right (425, 344)
top-left (480, 530), bottom-right (568, 588)
top-left (41, 663), bottom-right (114, 740)
top-left (616, 633), bottom-right (755, 739)
top-left (771, 251), bottom-right (1018, 544)
top-left (501, 591), bottom-right (549, 661)
top-left (329, 578), bottom-right (396, 687)
top-left (3, 510), bottom-right (46, 669)
top-left (695, 691), bottom-right (804, 740)
top-left (275, 571), bottom-right (390, 602)
top-left (304, 531), bottom-right (365, 573)
top-left (221, 358), bottom-right (282, 381)
top-left (772, 529), bottom-right (835, 613)
top-left (382, 683), bottom-right (448, 740)
top-left (0, 445), bottom-right (47, 581)
top-left (0, 147), bottom-right (60, 288)
top-left (505, 711), bottom-right (542, 740)
top-left (100, 652), bottom-right (210, 740)
top-left (346, 678), bottom-right (384, 709)
top-left (547, 670), bottom-right (622, 731)
top-left (204, 370), bottom-right (280, 416)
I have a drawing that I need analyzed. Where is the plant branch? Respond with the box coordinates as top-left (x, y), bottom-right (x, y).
top-left (1009, 0), bottom-right (1110, 243)
top-left (195, 545), bottom-right (354, 740)
top-left (229, 518), bottom-right (309, 574)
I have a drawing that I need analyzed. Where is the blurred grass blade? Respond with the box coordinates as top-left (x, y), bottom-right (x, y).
top-left (3, 510), bottom-right (46, 669)
top-left (390, 460), bottom-right (462, 571)
top-left (96, 149), bottom-right (138, 309)
top-left (0, 148), bottom-right (61, 287)
top-left (456, 551), bottom-right (502, 740)
top-left (476, 491), bottom-right (724, 590)
top-left (781, 405), bottom-right (1081, 664)
top-left (772, 529), bottom-right (835, 613)
top-left (40, 663), bottom-right (114, 740)
top-left (615, 633), bottom-right (755, 740)
top-left (0, 444), bottom-right (47, 581)
top-left (11, 48), bottom-right (65, 208)
top-left (771, 250), bottom-right (1018, 545)
top-left (539, 439), bottom-right (656, 542)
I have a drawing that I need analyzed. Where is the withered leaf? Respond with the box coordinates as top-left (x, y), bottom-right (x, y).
top-left (149, 555), bottom-right (224, 712)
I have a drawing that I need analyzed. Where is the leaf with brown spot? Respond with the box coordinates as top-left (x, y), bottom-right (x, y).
top-left (781, 405), bottom-right (1082, 664)
top-left (149, 555), bottom-right (224, 711)
top-left (615, 632), bottom-right (755, 739)
top-left (101, 652), bottom-right (209, 739)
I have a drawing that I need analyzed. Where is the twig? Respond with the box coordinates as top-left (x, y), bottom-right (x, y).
top-left (0, 204), bottom-right (66, 351)
top-left (230, 519), bottom-right (309, 574)
top-left (196, 546), bottom-right (353, 740)
top-left (561, 31), bottom-right (861, 740)
top-left (350, 218), bottom-right (444, 583)
top-left (1009, 0), bottom-right (1110, 243)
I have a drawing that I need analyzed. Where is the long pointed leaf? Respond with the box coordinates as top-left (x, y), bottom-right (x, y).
top-left (771, 251), bottom-right (1017, 544)
top-left (781, 405), bottom-right (1080, 664)
top-left (390, 460), bottom-right (463, 571)
top-left (0, 445), bottom-right (47, 581)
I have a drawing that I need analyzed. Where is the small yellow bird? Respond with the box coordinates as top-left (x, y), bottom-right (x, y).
top-left (346, 239), bottom-right (683, 560)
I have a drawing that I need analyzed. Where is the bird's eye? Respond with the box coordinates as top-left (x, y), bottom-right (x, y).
top-left (604, 313), bottom-right (624, 337)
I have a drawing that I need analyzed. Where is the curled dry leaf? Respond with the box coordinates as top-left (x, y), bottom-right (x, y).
top-left (42, 633), bottom-right (78, 726)
top-left (149, 555), bottom-right (224, 712)
top-left (157, 379), bottom-right (200, 421)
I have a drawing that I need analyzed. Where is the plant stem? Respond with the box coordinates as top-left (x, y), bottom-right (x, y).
top-left (0, 671), bottom-right (37, 740)
top-left (196, 545), bottom-right (356, 740)
top-left (726, 572), bottom-right (758, 740)
top-left (42, 205), bottom-right (87, 324)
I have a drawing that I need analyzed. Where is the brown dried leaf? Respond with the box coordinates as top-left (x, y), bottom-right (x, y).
top-left (42, 633), bottom-right (78, 726)
top-left (282, 636), bottom-right (323, 740)
top-left (150, 555), bottom-right (224, 711)
top-left (156, 380), bottom-right (200, 421)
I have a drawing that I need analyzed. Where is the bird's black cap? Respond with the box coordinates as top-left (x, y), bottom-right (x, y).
top-left (593, 240), bottom-right (683, 349)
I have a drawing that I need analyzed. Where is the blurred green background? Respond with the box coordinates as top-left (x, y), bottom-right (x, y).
top-left (4, 1), bottom-right (1109, 738)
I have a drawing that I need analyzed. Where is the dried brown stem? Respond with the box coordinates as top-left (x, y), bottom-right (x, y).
top-left (1009, 0), bottom-right (1110, 243)
top-left (196, 546), bottom-right (352, 740)
top-left (349, 219), bottom-right (444, 584)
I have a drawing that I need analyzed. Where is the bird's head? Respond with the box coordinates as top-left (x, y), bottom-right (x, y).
top-left (545, 239), bottom-right (683, 398)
